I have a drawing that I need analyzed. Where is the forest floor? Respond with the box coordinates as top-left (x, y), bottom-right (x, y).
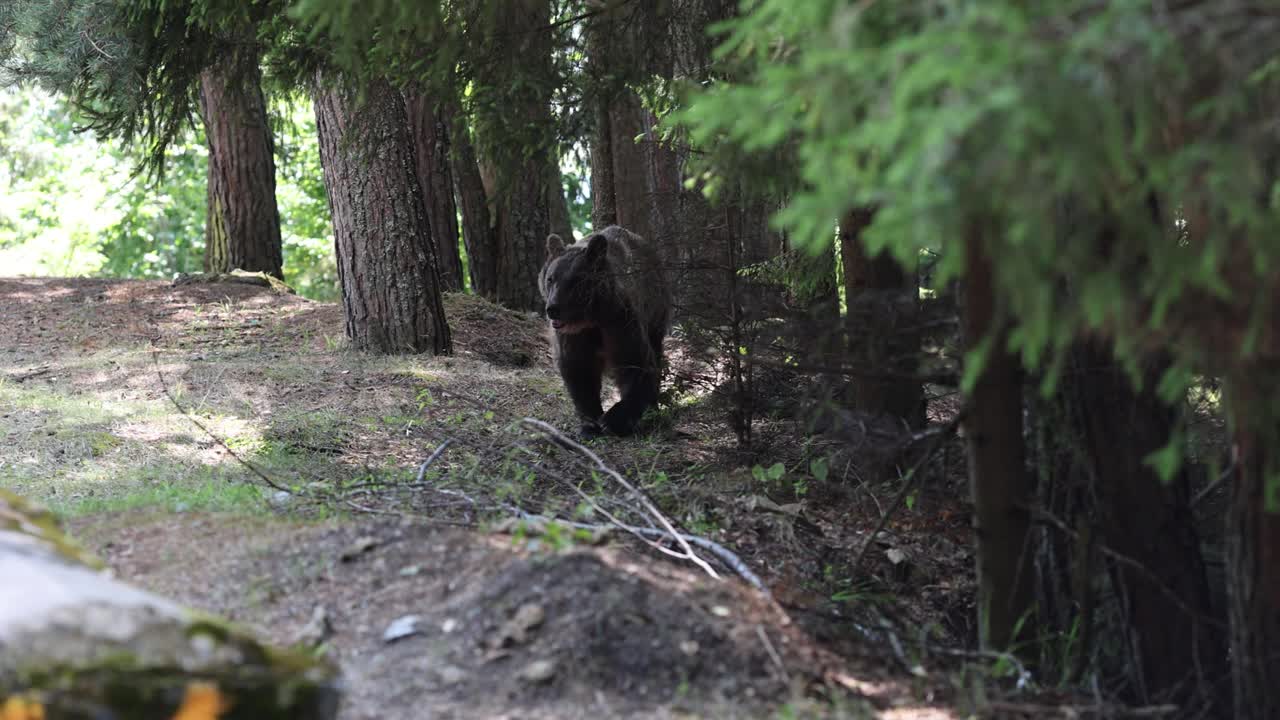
top-left (0, 277), bottom-right (1032, 719)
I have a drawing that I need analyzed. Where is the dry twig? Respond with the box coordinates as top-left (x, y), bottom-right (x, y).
top-left (522, 417), bottom-right (721, 580)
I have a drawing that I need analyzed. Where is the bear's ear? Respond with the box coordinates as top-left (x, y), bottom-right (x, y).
top-left (545, 233), bottom-right (566, 259)
top-left (585, 233), bottom-right (608, 263)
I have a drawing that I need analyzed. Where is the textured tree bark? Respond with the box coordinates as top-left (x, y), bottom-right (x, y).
top-left (1060, 342), bottom-right (1222, 706)
top-left (405, 90), bottom-right (464, 292)
top-left (665, 0), bottom-right (740, 318)
top-left (840, 208), bottom-right (925, 428)
top-left (585, 0), bottom-right (682, 279)
top-left (605, 96), bottom-right (655, 241)
top-left (588, 79), bottom-right (618, 230)
top-left (547, 162), bottom-right (573, 241)
top-left (313, 73), bottom-right (451, 355)
top-left (963, 225), bottom-right (1036, 652)
top-left (449, 105), bottom-right (498, 299)
top-left (474, 0), bottom-right (555, 313)
top-left (492, 157), bottom-right (550, 312)
top-left (1224, 368), bottom-right (1280, 720)
top-left (197, 43), bottom-right (283, 280)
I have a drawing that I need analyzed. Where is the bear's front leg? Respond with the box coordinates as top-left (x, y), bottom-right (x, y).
top-left (600, 335), bottom-right (660, 437)
top-left (556, 334), bottom-right (605, 437)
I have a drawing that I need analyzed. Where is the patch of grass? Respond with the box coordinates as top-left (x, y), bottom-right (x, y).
top-left (524, 375), bottom-right (562, 396)
top-left (265, 409), bottom-right (350, 456)
top-left (52, 477), bottom-right (271, 517)
top-left (0, 379), bottom-right (161, 425)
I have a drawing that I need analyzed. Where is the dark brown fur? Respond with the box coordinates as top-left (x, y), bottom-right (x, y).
top-left (538, 226), bottom-right (671, 436)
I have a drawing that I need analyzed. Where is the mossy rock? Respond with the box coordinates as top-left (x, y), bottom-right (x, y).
top-left (0, 491), bottom-right (340, 718)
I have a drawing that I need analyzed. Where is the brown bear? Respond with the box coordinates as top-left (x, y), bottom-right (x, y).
top-left (538, 225), bottom-right (671, 437)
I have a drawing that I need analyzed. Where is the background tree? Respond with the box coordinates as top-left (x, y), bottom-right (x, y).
top-left (448, 101), bottom-right (499, 298)
top-left (198, 36), bottom-right (284, 279)
top-left (840, 208), bottom-right (925, 429)
top-left (469, 0), bottom-right (556, 312)
top-left (405, 89), bottom-right (465, 291)
top-left (961, 225), bottom-right (1036, 653)
top-left (314, 74), bottom-right (451, 354)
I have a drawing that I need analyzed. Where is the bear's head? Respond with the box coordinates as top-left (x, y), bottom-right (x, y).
top-left (539, 232), bottom-right (612, 335)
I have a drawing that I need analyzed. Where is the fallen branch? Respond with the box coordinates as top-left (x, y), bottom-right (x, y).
top-left (415, 439), bottom-right (454, 482)
top-left (151, 348), bottom-right (293, 497)
top-left (522, 418), bottom-right (721, 581)
top-left (7, 365), bottom-right (50, 383)
top-left (501, 505), bottom-right (770, 596)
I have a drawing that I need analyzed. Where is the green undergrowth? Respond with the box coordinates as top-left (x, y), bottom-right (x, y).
top-left (49, 477), bottom-right (274, 517)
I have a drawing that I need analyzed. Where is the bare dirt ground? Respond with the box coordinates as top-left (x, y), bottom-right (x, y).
top-left (0, 277), bottom-right (989, 719)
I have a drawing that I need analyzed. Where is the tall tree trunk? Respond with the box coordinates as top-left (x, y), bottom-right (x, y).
top-left (1224, 367), bottom-right (1280, 720)
top-left (547, 160), bottom-right (573, 240)
top-left (589, 89), bottom-right (618, 229)
top-left (313, 73), bottom-right (450, 355)
top-left (474, 0), bottom-right (554, 313)
top-left (1063, 342), bottom-right (1222, 706)
top-left (840, 208), bottom-right (925, 428)
top-left (492, 155), bottom-right (549, 312)
top-left (963, 225), bottom-right (1036, 652)
top-left (448, 105), bottom-right (498, 299)
top-left (665, 0), bottom-right (739, 319)
top-left (405, 90), bottom-right (464, 292)
top-left (596, 95), bottom-right (654, 239)
top-left (197, 42), bottom-right (283, 280)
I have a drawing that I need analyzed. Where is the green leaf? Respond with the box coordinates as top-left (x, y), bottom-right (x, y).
top-left (810, 457), bottom-right (829, 483)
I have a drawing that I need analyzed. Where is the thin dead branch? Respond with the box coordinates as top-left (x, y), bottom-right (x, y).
top-left (522, 417), bottom-right (722, 581)
top-left (150, 347), bottom-right (293, 497)
top-left (501, 505), bottom-right (770, 595)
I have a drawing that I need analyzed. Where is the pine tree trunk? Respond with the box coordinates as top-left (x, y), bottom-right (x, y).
top-left (547, 162), bottom-right (573, 240)
top-left (840, 208), bottom-right (925, 428)
top-left (476, 0), bottom-right (554, 313)
top-left (589, 88), bottom-right (618, 229)
top-left (448, 105), bottom-right (498, 299)
top-left (405, 90), bottom-right (464, 292)
top-left (604, 96), bottom-right (654, 240)
top-left (585, 0), bottom-right (676, 245)
top-left (1224, 368), bottom-right (1280, 720)
top-left (1063, 342), bottom-right (1222, 706)
top-left (666, 0), bottom-right (739, 319)
top-left (197, 43), bottom-right (283, 280)
top-left (492, 156), bottom-right (549, 312)
top-left (963, 225), bottom-right (1036, 652)
top-left (313, 73), bottom-right (451, 355)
